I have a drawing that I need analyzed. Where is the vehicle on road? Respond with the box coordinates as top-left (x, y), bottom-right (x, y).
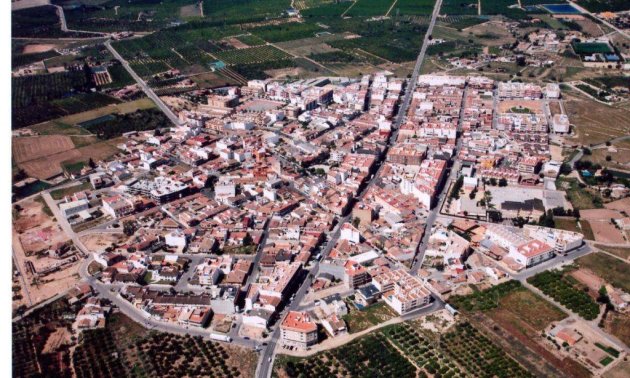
top-left (209, 333), bottom-right (232, 343)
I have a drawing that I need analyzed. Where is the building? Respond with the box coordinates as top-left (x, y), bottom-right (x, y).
top-left (59, 199), bottom-right (89, 218)
top-left (508, 239), bottom-right (554, 268)
top-left (523, 225), bottom-right (583, 254)
top-left (127, 177), bottom-right (188, 204)
top-left (372, 270), bottom-right (432, 315)
top-left (102, 195), bottom-right (135, 218)
top-left (280, 311), bottom-right (318, 350)
top-left (344, 260), bottom-right (371, 289)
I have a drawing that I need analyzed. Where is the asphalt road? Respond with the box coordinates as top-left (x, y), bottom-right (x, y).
top-left (104, 41), bottom-right (182, 126)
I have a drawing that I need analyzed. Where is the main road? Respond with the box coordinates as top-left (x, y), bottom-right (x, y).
top-left (257, 0), bottom-right (444, 376)
top-left (104, 40), bottom-right (183, 126)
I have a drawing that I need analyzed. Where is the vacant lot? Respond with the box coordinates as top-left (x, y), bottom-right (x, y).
top-left (595, 245), bottom-right (630, 260)
top-left (577, 253), bottom-right (630, 293)
top-left (342, 301), bottom-right (397, 333)
top-left (564, 94), bottom-right (630, 146)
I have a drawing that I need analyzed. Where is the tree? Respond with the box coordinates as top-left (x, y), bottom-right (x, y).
top-left (605, 155), bottom-right (612, 162)
top-left (560, 163), bottom-right (572, 175)
top-left (489, 178), bottom-right (498, 186)
top-left (242, 233), bottom-right (253, 246)
top-left (123, 220), bottom-right (137, 236)
top-left (88, 158), bottom-right (97, 169)
top-left (498, 178), bottom-right (507, 187)
top-left (352, 217), bottom-right (361, 228)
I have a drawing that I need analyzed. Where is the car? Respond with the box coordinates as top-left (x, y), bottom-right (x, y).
top-left (262, 342), bottom-right (268, 346)
top-left (268, 357), bottom-right (272, 362)
top-left (244, 336), bottom-right (250, 340)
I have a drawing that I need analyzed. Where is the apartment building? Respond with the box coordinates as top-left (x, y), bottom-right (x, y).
top-left (280, 311), bottom-right (318, 350)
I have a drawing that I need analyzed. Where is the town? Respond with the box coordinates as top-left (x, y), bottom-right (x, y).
top-left (10, 0), bottom-right (630, 377)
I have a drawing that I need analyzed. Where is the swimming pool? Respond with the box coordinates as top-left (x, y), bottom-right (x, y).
top-left (541, 3), bottom-right (581, 14)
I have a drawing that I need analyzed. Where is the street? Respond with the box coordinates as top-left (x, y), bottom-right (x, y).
top-left (104, 41), bottom-right (183, 126)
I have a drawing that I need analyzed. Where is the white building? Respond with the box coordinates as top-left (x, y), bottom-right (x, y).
top-left (59, 199), bottom-right (89, 219)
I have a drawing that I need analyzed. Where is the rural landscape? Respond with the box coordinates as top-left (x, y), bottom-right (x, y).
top-left (10, 0), bottom-right (630, 377)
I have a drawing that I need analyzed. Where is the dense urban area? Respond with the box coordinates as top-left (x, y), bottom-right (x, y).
top-left (10, 0), bottom-right (630, 377)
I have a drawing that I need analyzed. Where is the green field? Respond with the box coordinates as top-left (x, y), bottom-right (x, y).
top-left (346, 0), bottom-right (395, 17)
top-left (214, 45), bottom-right (291, 65)
top-left (441, 0), bottom-right (478, 14)
top-left (572, 42), bottom-right (613, 55)
top-left (12, 5), bottom-right (86, 38)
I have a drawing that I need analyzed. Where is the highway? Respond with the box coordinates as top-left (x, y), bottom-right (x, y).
top-left (104, 41), bottom-right (183, 126)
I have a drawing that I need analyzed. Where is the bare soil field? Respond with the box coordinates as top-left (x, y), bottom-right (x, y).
top-left (57, 97), bottom-right (155, 125)
top-left (564, 94), bottom-right (630, 146)
top-left (225, 37), bottom-right (249, 49)
top-left (13, 135), bottom-right (75, 164)
top-left (588, 219), bottom-right (626, 244)
top-left (19, 149), bottom-right (82, 180)
top-left (574, 18), bottom-right (604, 37)
top-left (595, 245), bottom-right (630, 260)
top-left (602, 311), bottom-right (630, 347)
top-left (79, 233), bottom-right (127, 253)
top-left (22, 44), bottom-right (57, 54)
top-left (179, 3), bottom-right (201, 18)
top-left (570, 268), bottom-right (605, 292)
top-left (579, 209), bottom-right (624, 220)
top-left (13, 197), bottom-right (51, 233)
top-left (605, 196), bottom-right (630, 212)
top-left (605, 360), bottom-right (630, 378)
top-left (497, 99), bottom-right (544, 114)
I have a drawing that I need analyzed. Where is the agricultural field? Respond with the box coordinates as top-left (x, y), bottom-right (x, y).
top-left (235, 34), bottom-right (267, 47)
top-left (214, 45), bottom-right (292, 65)
top-left (12, 297), bottom-right (78, 377)
top-left (274, 332), bottom-right (416, 377)
top-left (574, 0), bottom-right (630, 12)
top-left (556, 177), bottom-right (604, 210)
top-left (12, 50), bottom-right (60, 69)
top-left (481, 0), bottom-right (524, 18)
top-left (601, 310), bottom-right (630, 347)
top-left (449, 280), bottom-right (524, 312)
top-left (62, 0), bottom-right (202, 32)
top-left (395, 0), bottom-right (437, 15)
top-left (440, 0), bottom-right (479, 15)
top-left (201, 0), bottom-right (290, 25)
top-left (12, 5), bottom-right (86, 38)
top-left (345, 0), bottom-right (395, 17)
top-left (12, 70), bottom-right (88, 109)
top-left (527, 269), bottom-right (601, 320)
top-left (81, 108), bottom-right (172, 139)
top-left (71, 312), bottom-right (257, 377)
top-left (250, 22), bottom-right (324, 43)
top-left (450, 281), bottom-right (591, 378)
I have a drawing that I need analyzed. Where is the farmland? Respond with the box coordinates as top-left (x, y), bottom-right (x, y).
top-left (72, 312), bottom-right (257, 377)
top-left (12, 298), bottom-right (77, 377)
top-left (345, 0), bottom-right (395, 17)
top-left (276, 319), bottom-right (532, 378)
top-left (12, 70), bottom-right (88, 109)
top-left (440, 0), bottom-right (478, 15)
top-left (214, 45), bottom-right (292, 65)
top-left (449, 280), bottom-right (523, 312)
top-left (527, 269), bottom-right (600, 320)
top-left (12, 5), bottom-right (86, 38)
top-left (82, 108), bottom-right (173, 139)
top-left (275, 332), bottom-right (416, 377)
